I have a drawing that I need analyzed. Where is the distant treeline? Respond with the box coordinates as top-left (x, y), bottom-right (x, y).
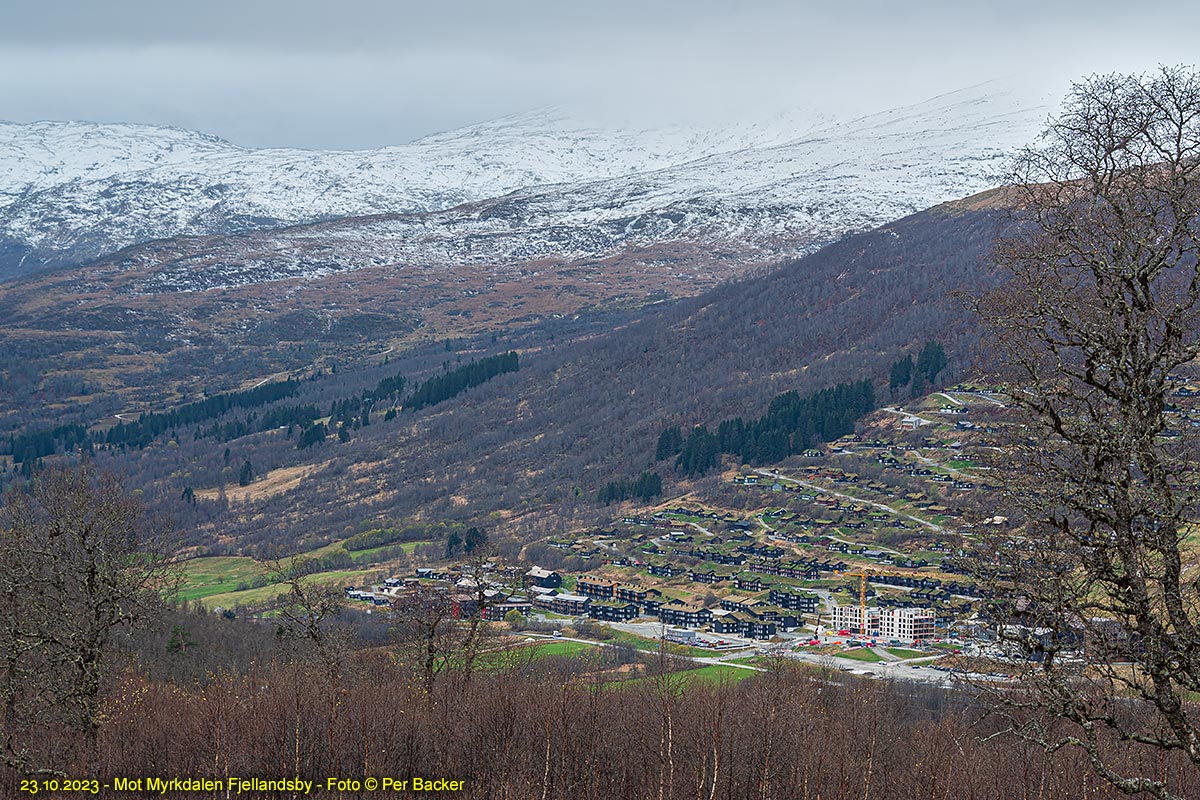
top-left (294, 353), bottom-right (520, 451)
top-left (7, 379), bottom-right (302, 462)
top-left (659, 379), bottom-right (876, 477)
top-left (365, 370), bottom-right (407, 404)
top-left (8, 351), bottom-right (521, 464)
top-left (8, 422), bottom-right (92, 465)
top-left (201, 404), bottom-right (322, 443)
top-left (596, 470), bottom-right (662, 504)
top-left (106, 379), bottom-right (302, 449)
top-left (342, 522), bottom-right (457, 552)
top-left (406, 352), bottom-right (519, 412)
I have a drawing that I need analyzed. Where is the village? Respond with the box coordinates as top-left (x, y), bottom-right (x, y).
top-left (340, 380), bottom-right (1200, 676)
top-left (332, 389), bottom-right (1010, 671)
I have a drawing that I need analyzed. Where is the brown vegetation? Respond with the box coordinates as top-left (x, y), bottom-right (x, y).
top-left (194, 462), bottom-right (320, 503)
top-left (4, 650), bottom-right (1197, 799)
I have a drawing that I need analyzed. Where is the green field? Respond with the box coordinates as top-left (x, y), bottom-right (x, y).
top-left (478, 639), bottom-right (752, 685)
top-left (595, 628), bottom-right (730, 658)
top-left (886, 648), bottom-right (927, 659)
top-left (178, 537), bottom-right (429, 607)
top-left (835, 648), bottom-right (885, 663)
top-left (677, 664), bottom-right (758, 684)
top-left (178, 556), bottom-right (269, 602)
top-left (528, 640), bottom-right (593, 658)
top-left (609, 663), bottom-right (757, 689)
top-left (201, 567), bottom-right (386, 609)
top-left (475, 639), bottom-right (596, 669)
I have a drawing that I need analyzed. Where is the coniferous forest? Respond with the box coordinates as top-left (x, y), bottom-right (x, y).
top-left (406, 352), bottom-right (520, 411)
top-left (667, 379), bottom-right (876, 476)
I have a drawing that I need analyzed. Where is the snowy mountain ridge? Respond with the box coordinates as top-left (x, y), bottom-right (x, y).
top-left (0, 81), bottom-right (1052, 284)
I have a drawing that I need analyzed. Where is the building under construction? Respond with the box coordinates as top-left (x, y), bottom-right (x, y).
top-left (830, 603), bottom-right (935, 643)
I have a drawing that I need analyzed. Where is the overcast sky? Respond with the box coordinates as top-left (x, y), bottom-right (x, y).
top-left (2, 0), bottom-right (1197, 150)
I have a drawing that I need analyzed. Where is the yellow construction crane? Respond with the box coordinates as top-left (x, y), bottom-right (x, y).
top-left (845, 567), bottom-right (873, 638)
top-left (842, 564), bottom-right (933, 640)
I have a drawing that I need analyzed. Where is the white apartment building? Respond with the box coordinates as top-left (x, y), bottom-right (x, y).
top-left (830, 604), bottom-right (935, 643)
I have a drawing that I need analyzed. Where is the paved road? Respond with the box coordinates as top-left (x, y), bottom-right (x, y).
top-left (753, 468), bottom-right (947, 534)
top-left (522, 630), bottom-right (962, 686)
top-left (522, 633), bottom-right (766, 672)
top-left (949, 391), bottom-right (1007, 407)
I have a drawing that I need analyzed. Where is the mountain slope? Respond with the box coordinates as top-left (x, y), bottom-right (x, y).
top-left (13, 192), bottom-right (1009, 552)
top-left (0, 83), bottom-right (1047, 281)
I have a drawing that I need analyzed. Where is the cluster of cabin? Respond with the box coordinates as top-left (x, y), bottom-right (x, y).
top-left (627, 517), bottom-right (981, 635)
top-left (709, 594), bottom-right (809, 639)
top-left (937, 405), bottom-right (970, 415)
top-left (730, 432), bottom-right (1001, 538)
top-left (643, 557), bottom-right (845, 586)
top-left (864, 573), bottom-right (982, 619)
top-left (342, 564), bottom-right (535, 620)
top-left (524, 566), bottom-right (821, 641)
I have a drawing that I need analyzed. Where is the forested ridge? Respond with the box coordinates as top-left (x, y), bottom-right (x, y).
top-left (3, 354), bottom-right (520, 473)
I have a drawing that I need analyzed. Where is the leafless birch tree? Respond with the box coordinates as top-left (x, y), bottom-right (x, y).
top-left (972, 66), bottom-right (1200, 799)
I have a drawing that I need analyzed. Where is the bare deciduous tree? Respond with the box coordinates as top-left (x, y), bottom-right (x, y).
top-left (972, 66), bottom-right (1200, 799)
top-left (389, 552), bottom-right (512, 693)
top-left (0, 465), bottom-right (178, 776)
top-left (269, 556), bottom-right (357, 776)
top-left (270, 556), bottom-right (355, 683)
top-left (390, 583), bottom-right (457, 694)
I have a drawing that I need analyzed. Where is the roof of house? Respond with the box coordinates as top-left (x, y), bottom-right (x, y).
top-left (591, 599), bottom-right (639, 609)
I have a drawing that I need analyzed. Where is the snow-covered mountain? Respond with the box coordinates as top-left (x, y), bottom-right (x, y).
top-left (0, 82), bottom-right (1050, 284)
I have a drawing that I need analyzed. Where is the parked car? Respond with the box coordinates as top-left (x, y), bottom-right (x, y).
top-left (552, 631), bottom-right (562, 638)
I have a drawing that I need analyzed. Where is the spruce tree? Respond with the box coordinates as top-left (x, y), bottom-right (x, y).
top-left (238, 460), bottom-right (253, 486)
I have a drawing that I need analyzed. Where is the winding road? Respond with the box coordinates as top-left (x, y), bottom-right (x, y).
top-left (752, 468), bottom-right (947, 534)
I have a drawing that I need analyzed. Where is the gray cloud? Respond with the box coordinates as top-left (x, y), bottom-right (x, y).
top-left (1, 1), bottom-right (1197, 149)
